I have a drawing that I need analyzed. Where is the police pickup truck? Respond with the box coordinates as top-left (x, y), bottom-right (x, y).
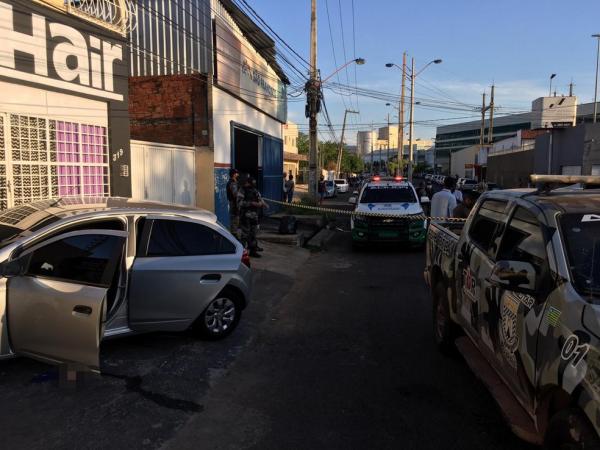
top-left (349, 176), bottom-right (429, 248)
top-left (424, 175), bottom-right (600, 448)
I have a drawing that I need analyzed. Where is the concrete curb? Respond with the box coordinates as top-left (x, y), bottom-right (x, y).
top-left (305, 228), bottom-right (337, 250)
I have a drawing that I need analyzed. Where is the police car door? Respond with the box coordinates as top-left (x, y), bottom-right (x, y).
top-left (458, 198), bottom-right (508, 352)
top-left (488, 204), bottom-right (549, 409)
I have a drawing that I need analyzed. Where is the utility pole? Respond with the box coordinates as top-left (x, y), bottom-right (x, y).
top-left (487, 84), bottom-right (495, 145)
top-left (336, 109), bottom-right (358, 177)
top-left (370, 122), bottom-right (374, 174)
top-left (398, 52), bottom-right (406, 176)
top-left (307, 0), bottom-right (319, 198)
top-left (479, 92), bottom-right (487, 150)
top-left (569, 81), bottom-right (574, 97)
top-left (593, 34), bottom-right (600, 123)
top-left (408, 57), bottom-right (415, 181)
top-left (386, 113), bottom-right (390, 174)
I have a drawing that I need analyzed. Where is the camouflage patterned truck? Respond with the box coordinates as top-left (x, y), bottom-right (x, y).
top-left (424, 176), bottom-right (600, 449)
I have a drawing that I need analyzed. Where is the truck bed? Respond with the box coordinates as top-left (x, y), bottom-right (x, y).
top-left (424, 221), bottom-right (464, 287)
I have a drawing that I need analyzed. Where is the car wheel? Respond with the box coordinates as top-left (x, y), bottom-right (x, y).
top-left (544, 408), bottom-right (600, 450)
top-left (432, 280), bottom-right (457, 354)
top-left (193, 288), bottom-right (242, 340)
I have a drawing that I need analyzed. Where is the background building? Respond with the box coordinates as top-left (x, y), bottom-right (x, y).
top-left (283, 121), bottom-right (306, 180)
top-left (0, 0), bottom-right (132, 209)
top-left (435, 95), bottom-right (599, 174)
top-left (128, 0), bottom-right (289, 225)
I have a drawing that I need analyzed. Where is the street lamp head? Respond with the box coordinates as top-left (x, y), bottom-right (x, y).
top-left (386, 103), bottom-right (391, 106)
top-left (355, 58), bottom-right (366, 65)
top-left (550, 73), bottom-right (557, 79)
top-left (433, 59), bottom-right (442, 64)
top-left (385, 63), bottom-right (394, 68)
top-left (592, 34), bottom-right (600, 38)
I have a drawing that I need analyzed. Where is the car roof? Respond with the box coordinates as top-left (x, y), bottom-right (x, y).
top-left (485, 189), bottom-right (600, 214)
top-left (0, 197), bottom-right (217, 232)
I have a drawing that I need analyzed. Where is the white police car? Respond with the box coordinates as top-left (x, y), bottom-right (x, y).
top-left (348, 176), bottom-right (429, 247)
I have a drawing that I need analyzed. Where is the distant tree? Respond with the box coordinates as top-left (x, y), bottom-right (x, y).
top-left (297, 132), bottom-right (309, 155)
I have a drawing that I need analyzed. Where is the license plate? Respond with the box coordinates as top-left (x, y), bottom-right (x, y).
top-left (379, 231), bottom-right (398, 238)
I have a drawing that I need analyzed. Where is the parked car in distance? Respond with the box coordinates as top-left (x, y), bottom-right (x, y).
top-left (0, 198), bottom-right (252, 372)
top-left (334, 179), bottom-right (350, 193)
top-left (325, 180), bottom-right (337, 198)
top-left (460, 179), bottom-right (478, 191)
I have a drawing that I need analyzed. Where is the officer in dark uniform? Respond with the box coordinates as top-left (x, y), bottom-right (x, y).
top-left (226, 168), bottom-right (240, 238)
top-left (237, 175), bottom-right (268, 257)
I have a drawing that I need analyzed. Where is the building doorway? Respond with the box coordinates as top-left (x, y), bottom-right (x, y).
top-left (233, 127), bottom-right (260, 182)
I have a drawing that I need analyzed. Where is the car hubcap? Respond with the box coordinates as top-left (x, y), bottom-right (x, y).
top-left (205, 297), bottom-right (236, 334)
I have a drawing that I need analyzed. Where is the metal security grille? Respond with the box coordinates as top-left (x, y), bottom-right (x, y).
top-left (0, 113), bottom-right (111, 209)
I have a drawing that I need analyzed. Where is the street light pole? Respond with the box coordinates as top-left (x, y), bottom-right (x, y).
top-left (387, 56), bottom-right (441, 180)
top-left (549, 73), bottom-right (556, 97)
top-left (593, 34), bottom-right (600, 123)
top-left (408, 57), bottom-right (416, 181)
top-left (336, 109), bottom-right (359, 176)
top-left (399, 53), bottom-right (406, 176)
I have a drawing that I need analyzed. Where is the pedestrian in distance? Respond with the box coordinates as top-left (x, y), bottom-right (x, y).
top-left (282, 173), bottom-right (287, 201)
top-left (317, 175), bottom-right (326, 205)
top-left (285, 174), bottom-right (295, 203)
top-left (453, 190), bottom-right (479, 218)
top-left (226, 168), bottom-right (240, 238)
top-left (237, 175), bottom-right (268, 258)
top-left (430, 176), bottom-right (458, 219)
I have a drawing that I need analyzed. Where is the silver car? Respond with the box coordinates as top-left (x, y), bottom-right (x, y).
top-left (0, 198), bottom-right (252, 371)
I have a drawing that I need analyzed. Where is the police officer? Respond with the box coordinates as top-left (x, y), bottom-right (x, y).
top-left (237, 175), bottom-right (268, 257)
top-left (226, 168), bottom-right (240, 238)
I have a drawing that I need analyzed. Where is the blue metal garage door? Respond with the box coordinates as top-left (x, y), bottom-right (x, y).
top-left (261, 135), bottom-right (284, 209)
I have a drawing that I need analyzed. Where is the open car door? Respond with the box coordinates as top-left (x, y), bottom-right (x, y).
top-left (6, 229), bottom-right (127, 371)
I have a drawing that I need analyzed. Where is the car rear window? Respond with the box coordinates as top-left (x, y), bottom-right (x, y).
top-left (334, 180), bottom-right (345, 185)
top-left (147, 219), bottom-right (236, 257)
top-left (360, 186), bottom-right (416, 204)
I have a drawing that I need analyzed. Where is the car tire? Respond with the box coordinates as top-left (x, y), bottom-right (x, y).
top-left (543, 408), bottom-right (600, 450)
top-left (193, 288), bottom-right (243, 340)
top-left (432, 280), bottom-right (457, 355)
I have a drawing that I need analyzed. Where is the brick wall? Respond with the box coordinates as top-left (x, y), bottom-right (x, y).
top-left (129, 75), bottom-right (209, 147)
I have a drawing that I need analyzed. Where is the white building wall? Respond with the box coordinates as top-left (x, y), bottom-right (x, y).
top-left (212, 87), bottom-right (282, 165)
top-left (450, 145), bottom-right (479, 178)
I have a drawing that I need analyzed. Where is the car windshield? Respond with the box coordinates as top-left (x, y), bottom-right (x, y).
top-left (560, 213), bottom-right (600, 297)
top-left (360, 186), bottom-right (416, 204)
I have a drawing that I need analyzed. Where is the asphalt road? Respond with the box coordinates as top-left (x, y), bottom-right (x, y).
top-left (0, 191), bottom-right (534, 450)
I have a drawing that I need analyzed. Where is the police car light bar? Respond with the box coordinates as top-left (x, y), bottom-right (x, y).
top-left (530, 174), bottom-right (600, 185)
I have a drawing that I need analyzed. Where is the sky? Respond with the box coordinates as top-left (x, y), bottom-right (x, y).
top-left (250, 0), bottom-right (600, 144)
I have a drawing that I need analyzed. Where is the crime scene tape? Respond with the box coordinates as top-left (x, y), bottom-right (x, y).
top-left (263, 198), bottom-right (468, 222)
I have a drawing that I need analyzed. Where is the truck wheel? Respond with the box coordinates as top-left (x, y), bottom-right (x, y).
top-left (432, 280), bottom-right (457, 354)
top-left (544, 408), bottom-right (600, 450)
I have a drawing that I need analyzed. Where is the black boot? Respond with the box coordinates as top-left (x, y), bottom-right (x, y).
top-left (256, 246), bottom-right (264, 252)
top-left (249, 250), bottom-right (262, 258)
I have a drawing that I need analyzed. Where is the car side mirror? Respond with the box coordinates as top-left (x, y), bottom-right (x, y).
top-left (420, 196), bottom-right (430, 204)
top-left (348, 197), bottom-right (357, 205)
top-left (0, 256), bottom-right (28, 278)
top-left (490, 260), bottom-right (536, 292)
